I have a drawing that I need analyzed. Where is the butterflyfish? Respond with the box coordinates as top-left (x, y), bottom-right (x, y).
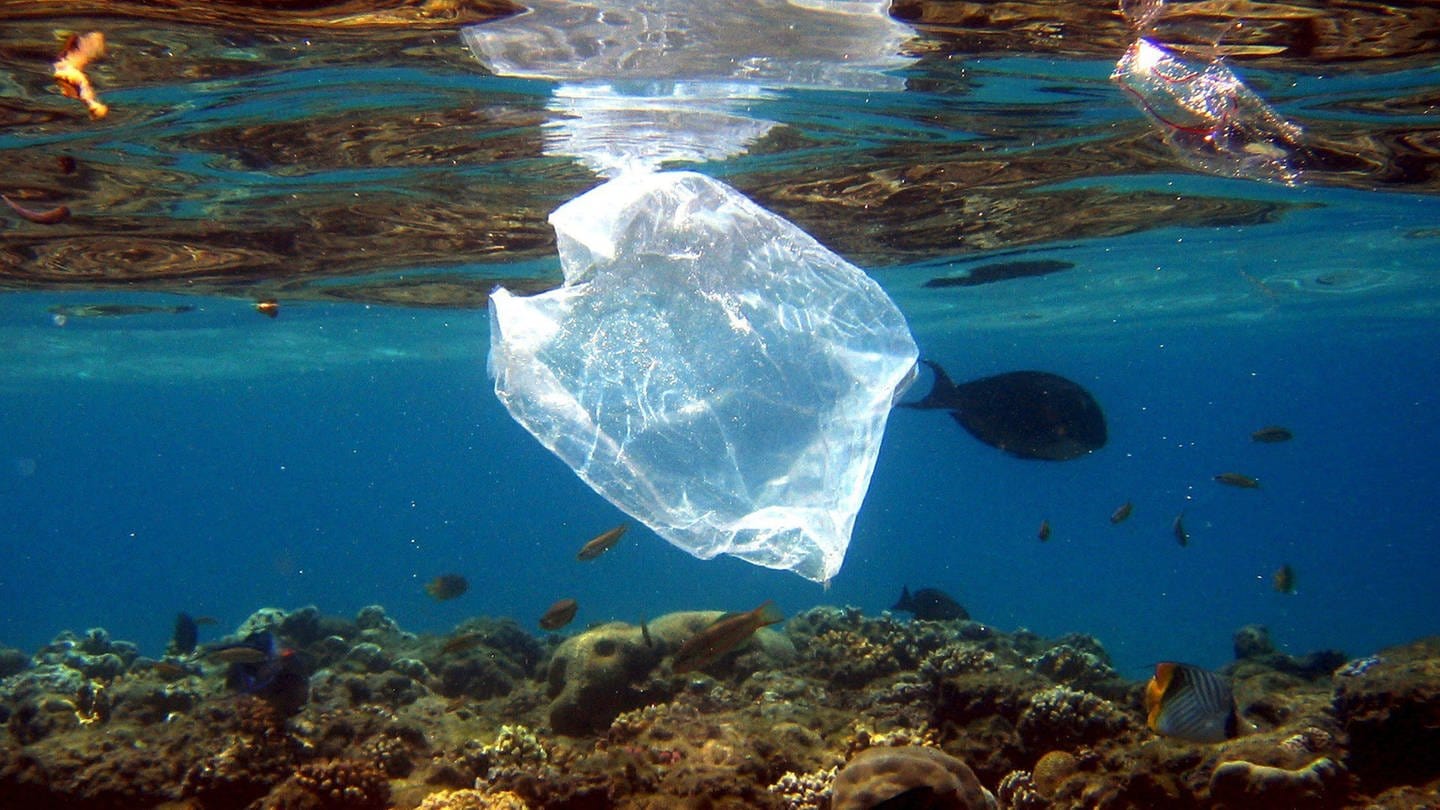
top-left (1145, 662), bottom-right (1241, 743)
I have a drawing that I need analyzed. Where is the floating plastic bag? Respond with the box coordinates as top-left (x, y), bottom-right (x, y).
top-left (461, 0), bottom-right (913, 175)
top-left (488, 171), bottom-right (918, 582)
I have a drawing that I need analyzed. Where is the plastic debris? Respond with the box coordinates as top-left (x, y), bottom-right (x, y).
top-left (53, 31), bottom-right (109, 119)
top-left (487, 171), bottom-right (918, 583)
top-left (462, 0), bottom-right (913, 175)
top-left (1111, 0), bottom-right (1307, 185)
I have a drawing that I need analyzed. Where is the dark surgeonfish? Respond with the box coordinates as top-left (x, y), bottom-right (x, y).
top-left (169, 612), bottom-right (199, 656)
top-left (923, 259), bottom-right (1075, 288)
top-left (891, 586), bottom-right (969, 621)
top-left (901, 360), bottom-right (1107, 461)
top-left (1145, 662), bottom-right (1241, 743)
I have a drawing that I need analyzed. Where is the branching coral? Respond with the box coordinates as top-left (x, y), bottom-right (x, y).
top-left (1016, 686), bottom-right (1135, 751)
top-left (769, 766), bottom-right (836, 810)
top-left (285, 758), bottom-right (391, 809)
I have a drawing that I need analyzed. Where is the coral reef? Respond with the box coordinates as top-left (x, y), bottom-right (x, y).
top-left (1208, 757), bottom-right (1345, 808)
top-left (1, 601), bottom-right (1436, 808)
top-left (831, 745), bottom-right (996, 810)
top-left (1332, 638), bottom-right (1440, 793)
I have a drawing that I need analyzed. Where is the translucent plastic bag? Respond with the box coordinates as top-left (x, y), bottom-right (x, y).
top-left (488, 171), bottom-right (918, 582)
top-left (1112, 38), bottom-right (1305, 184)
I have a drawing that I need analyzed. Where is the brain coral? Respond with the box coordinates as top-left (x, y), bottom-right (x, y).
top-left (831, 745), bottom-right (997, 810)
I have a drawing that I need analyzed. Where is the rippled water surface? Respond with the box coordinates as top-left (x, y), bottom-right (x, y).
top-left (2, 1), bottom-right (1438, 672)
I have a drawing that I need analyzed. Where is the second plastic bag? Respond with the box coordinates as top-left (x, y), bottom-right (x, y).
top-left (488, 171), bottom-right (918, 583)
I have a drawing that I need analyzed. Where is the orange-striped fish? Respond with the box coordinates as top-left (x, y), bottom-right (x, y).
top-left (1145, 662), bottom-right (1240, 743)
top-left (1172, 513), bottom-right (1189, 547)
top-left (1214, 472), bottom-right (1260, 489)
top-left (1110, 501), bottom-right (1134, 524)
top-left (672, 601), bottom-right (783, 674)
top-left (539, 598), bottom-right (579, 631)
top-left (441, 631), bottom-right (486, 655)
top-left (1273, 564), bottom-right (1296, 594)
top-left (576, 523), bottom-right (628, 561)
top-left (1251, 426), bottom-right (1293, 443)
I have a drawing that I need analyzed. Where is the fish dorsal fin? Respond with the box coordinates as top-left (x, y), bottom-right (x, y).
top-left (892, 586), bottom-right (914, 612)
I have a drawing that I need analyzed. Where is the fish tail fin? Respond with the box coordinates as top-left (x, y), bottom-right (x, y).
top-left (754, 600), bottom-right (785, 627)
top-left (901, 359), bottom-right (958, 410)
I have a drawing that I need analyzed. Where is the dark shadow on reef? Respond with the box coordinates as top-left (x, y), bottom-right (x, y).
top-left (3, 600), bottom-right (1439, 809)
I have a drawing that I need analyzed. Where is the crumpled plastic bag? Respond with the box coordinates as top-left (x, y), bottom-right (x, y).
top-left (488, 170), bottom-right (918, 583)
top-left (1112, 38), bottom-right (1306, 184)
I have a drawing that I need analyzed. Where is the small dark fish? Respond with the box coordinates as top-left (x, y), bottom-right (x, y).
top-left (57, 154), bottom-right (78, 174)
top-left (576, 523), bottom-right (628, 561)
top-left (1251, 426), bottom-right (1293, 443)
top-left (254, 299), bottom-right (280, 318)
top-left (215, 631), bottom-right (308, 711)
top-left (441, 630), bottom-right (486, 655)
top-left (150, 660), bottom-right (193, 679)
top-left (202, 644), bottom-right (272, 666)
top-left (640, 616), bottom-right (653, 647)
top-left (193, 616), bottom-right (219, 626)
top-left (1145, 661), bottom-right (1241, 743)
top-left (170, 612), bottom-right (199, 656)
top-left (923, 259), bottom-right (1075, 288)
top-left (1273, 564), bottom-right (1296, 594)
top-left (672, 601), bottom-right (784, 674)
top-left (3, 194), bottom-right (70, 224)
top-left (1215, 472), bottom-right (1261, 489)
top-left (424, 573), bottom-right (469, 601)
top-left (48, 304), bottom-right (194, 319)
top-left (1172, 513), bottom-right (1189, 547)
top-left (1037, 519), bottom-right (1051, 542)
top-left (891, 586), bottom-right (969, 621)
top-left (1110, 501), bottom-right (1134, 524)
top-left (539, 598), bottom-right (579, 631)
top-left (902, 361), bottom-right (1107, 461)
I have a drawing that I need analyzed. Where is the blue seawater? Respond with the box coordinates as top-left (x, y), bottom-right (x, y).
top-left (2, 43), bottom-right (1438, 677)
